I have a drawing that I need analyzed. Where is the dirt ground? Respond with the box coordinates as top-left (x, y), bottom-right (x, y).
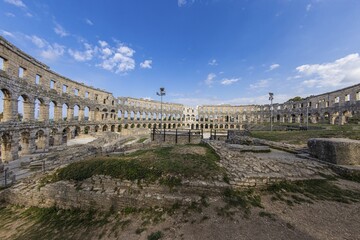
top-left (1, 178), bottom-right (359, 240)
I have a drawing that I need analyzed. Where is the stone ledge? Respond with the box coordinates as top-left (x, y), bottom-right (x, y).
top-left (308, 138), bottom-right (360, 165)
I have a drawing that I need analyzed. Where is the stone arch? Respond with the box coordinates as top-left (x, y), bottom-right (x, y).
top-left (49, 101), bottom-right (57, 122)
top-left (95, 125), bottom-right (100, 132)
top-left (35, 129), bottom-right (47, 151)
top-left (62, 127), bottom-right (71, 144)
top-left (73, 104), bottom-right (80, 120)
top-left (84, 126), bottom-right (90, 134)
top-left (0, 132), bottom-right (17, 162)
top-left (62, 103), bottom-right (69, 121)
top-left (102, 125), bottom-right (108, 132)
top-left (111, 125), bottom-right (115, 132)
top-left (74, 126), bottom-right (81, 137)
top-left (19, 131), bottom-right (31, 155)
top-left (0, 88), bottom-right (12, 122)
top-left (17, 94), bottom-right (31, 121)
top-left (34, 97), bottom-right (46, 121)
top-left (84, 106), bottom-right (90, 121)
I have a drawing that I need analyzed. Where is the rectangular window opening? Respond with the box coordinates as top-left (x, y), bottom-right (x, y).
top-left (50, 80), bottom-right (55, 89)
top-left (62, 84), bottom-right (68, 93)
top-left (0, 57), bottom-right (5, 70)
top-left (18, 67), bottom-right (25, 78)
top-left (35, 74), bottom-right (41, 85)
top-left (74, 88), bottom-right (79, 96)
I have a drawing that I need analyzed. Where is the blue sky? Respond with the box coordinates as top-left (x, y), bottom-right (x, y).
top-left (1, 0), bottom-right (360, 106)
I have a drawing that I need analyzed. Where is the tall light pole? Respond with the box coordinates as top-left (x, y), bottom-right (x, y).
top-left (269, 92), bottom-right (274, 131)
top-left (156, 87), bottom-right (166, 129)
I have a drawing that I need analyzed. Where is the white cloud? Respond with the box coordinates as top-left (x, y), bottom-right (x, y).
top-left (204, 73), bottom-right (216, 86)
top-left (4, 0), bottom-right (26, 8)
top-left (208, 59), bottom-right (218, 66)
top-left (26, 35), bottom-right (65, 60)
top-left (27, 35), bottom-right (46, 48)
top-left (269, 63), bottom-right (280, 71)
top-left (250, 79), bottom-right (269, 89)
top-left (5, 12), bottom-right (15, 17)
top-left (41, 43), bottom-right (65, 60)
top-left (25, 12), bottom-right (32, 17)
top-left (0, 29), bottom-right (14, 37)
top-left (178, 0), bottom-right (187, 7)
top-left (54, 22), bottom-right (69, 37)
top-left (85, 18), bottom-right (93, 26)
top-left (221, 78), bottom-right (240, 85)
top-left (140, 60), bottom-right (152, 69)
top-left (297, 53), bottom-right (360, 88)
top-left (306, 4), bottom-right (312, 12)
top-left (97, 41), bottom-right (136, 73)
top-left (68, 43), bottom-right (96, 62)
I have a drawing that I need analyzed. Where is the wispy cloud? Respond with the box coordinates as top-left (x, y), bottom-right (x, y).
top-left (306, 4), bottom-right (312, 12)
top-left (249, 79), bottom-right (269, 89)
top-left (268, 63), bottom-right (280, 71)
top-left (221, 78), bottom-right (240, 85)
top-left (4, 0), bottom-right (26, 8)
top-left (204, 73), bottom-right (216, 86)
top-left (68, 43), bottom-right (96, 62)
top-left (297, 53), bottom-right (360, 88)
top-left (140, 60), bottom-right (152, 69)
top-left (26, 35), bottom-right (65, 60)
top-left (5, 12), bottom-right (15, 17)
top-left (0, 29), bottom-right (14, 38)
top-left (178, 0), bottom-right (187, 7)
top-left (85, 18), bottom-right (93, 26)
top-left (54, 22), bottom-right (69, 37)
top-left (208, 59), bottom-right (218, 66)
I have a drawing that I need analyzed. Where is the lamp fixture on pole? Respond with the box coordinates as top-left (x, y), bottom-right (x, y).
top-left (156, 87), bottom-right (166, 129)
top-left (269, 92), bottom-right (274, 131)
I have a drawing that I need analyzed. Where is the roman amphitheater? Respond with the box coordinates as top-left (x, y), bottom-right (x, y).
top-left (1, 36), bottom-right (360, 164)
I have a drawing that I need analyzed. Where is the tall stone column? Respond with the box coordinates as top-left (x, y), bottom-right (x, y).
top-left (78, 108), bottom-right (84, 121)
top-left (39, 103), bottom-right (49, 122)
top-left (22, 100), bottom-right (33, 121)
top-left (54, 106), bottom-right (62, 121)
top-left (67, 108), bottom-right (74, 121)
top-left (2, 98), bottom-right (17, 122)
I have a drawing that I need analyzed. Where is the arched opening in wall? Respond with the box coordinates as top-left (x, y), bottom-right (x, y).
top-left (196, 124), bottom-right (199, 129)
top-left (102, 109), bottom-right (108, 120)
top-left (153, 113), bottom-right (157, 120)
top-left (291, 114), bottom-right (296, 123)
top-left (62, 103), bottom-right (69, 121)
top-left (168, 123), bottom-right (171, 129)
top-left (230, 125), bottom-right (234, 129)
top-left (62, 128), bottom-right (70, 144)
top-left (74, 126), bottom-right (81, 137)
top-left (84, 106), bottom-right (90, 121)
top-left (205, 124), bottom-right (208, 129)
top-left (343, 110), bottom-right (352, 124)
top-left (142, 112), bottom-right (146, 120)
top-left (148, 123), bottom-right (152, 128)
top-left (35, 130), bottom-right (46, 152)
top-left (324, 112), bottom-right (330, 123)
top-left (34, 98), bottom-right (43, 121)
top-left (95, 125), bottom-right (99, 132)
top-left (19, 131), bottom-right (30, 156)
top-left (117, 125), bottom-right (122, 132)
top-left (103, 125), bottom-right (108, 132)
top-left (190, 124), bottom-right (193, 129)
top-left (111, 109), bottom-right (116, 120)
top-left (1, 133), bottom-right (12, 162)
top-left (84, 126), bottom-right (90, 134)
top-left (220, 124), bottom-right (223, 129)
top-left (49, 101), bottom-right (56, 122)
top-left (215, 124), bottom-right (218, 129)
top-left (173, 123), bottom-right (176, 128)
top-left (49, 129), bottom-right (57, 147)
top-left (143, 123), bottom-right (146, 128)
top-left (300, 113), bottom-right (304, 123)
top-left (117, 110), bottom-right (122, 120)
top-left (136, 123), bottom-right (141, 128)
top-left (283, 114), bottom-right (288, 123)
top-left (111, 125), bottom-right (115, 132)
top-left (17, 95), bottom-right (29, 121)
top-left (0, 89), bottom-right (12, 122)
top-left (200, 124), bottom-right (204, 129)
top-left (276, 114), bottom-right (281, 121)
top-left (225, 124), bottom-right (229, 129)
top-left (148, 112), bottom-right (152, 121)
top-left (130, 111), bottom-right (135, 120)
top-left (124, 124), bottom-right (129, 129)
top-left (210, 124), bottom-right (213, 129)
top-left (124, 111), bottom-right (128, 120)
top-left (177, 123), bottom-right (181, 128)
top-left (95, 108), bottom-right (100, 121)
top-left (73, 105), bottom-right (80, 120)
top-left (136, 112), bottom-right (140, 121)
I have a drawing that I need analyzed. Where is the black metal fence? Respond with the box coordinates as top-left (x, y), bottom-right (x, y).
top-left (151, 127), bottom-right (203, 144)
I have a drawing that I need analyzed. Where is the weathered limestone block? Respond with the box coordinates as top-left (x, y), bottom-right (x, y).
top-left (308, 138), bottom-right (360, 165)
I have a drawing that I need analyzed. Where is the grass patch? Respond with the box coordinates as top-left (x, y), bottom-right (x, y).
top-left (147, 231), bottom-right (163, 240)
top-left (266, 179), bottom-right (360, 204)
top-left (222, 188), bottom-right (262, 218)
top-left (250, 127), bottom-right (360, 145)
top-left (137, 137), bottom-right (148, 143)
top-left (43, 144), bottom-right (222, 188)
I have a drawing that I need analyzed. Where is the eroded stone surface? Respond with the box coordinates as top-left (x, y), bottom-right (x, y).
top-left (308, 138), bottom-right (360, 165)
